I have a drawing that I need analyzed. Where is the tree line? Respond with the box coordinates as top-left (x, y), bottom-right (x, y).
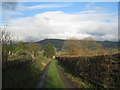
top-left (1, 25), bottom-right (56, 62)
top-left (1, 25), bottom-right (118, 61)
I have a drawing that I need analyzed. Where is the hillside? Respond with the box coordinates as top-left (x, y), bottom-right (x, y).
top-left (36, 39), bottom-right (65, 50)
top-left (98, 41), bottom-right (118, 48)
top-left (36, 39), bottom-right (118, 50)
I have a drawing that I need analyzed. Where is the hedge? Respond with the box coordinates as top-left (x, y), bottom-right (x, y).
top-left (56, 53), bottom-right (120, 88)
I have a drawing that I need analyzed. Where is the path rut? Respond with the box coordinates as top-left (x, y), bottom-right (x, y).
top-left (57, 64), bottom-right (76, 88)
top-left (36, 61), bottom-right (51, 88)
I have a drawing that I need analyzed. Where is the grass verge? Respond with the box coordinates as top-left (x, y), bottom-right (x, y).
top-left (45, 59), bottom-right (65, 88)
top-left (59, 65), bottom-right (94, 88)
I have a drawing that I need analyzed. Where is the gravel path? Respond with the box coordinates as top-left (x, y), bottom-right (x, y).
top-left (36, 61), bottom-right (51, 88)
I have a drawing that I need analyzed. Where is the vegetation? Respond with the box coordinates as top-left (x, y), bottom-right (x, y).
top-left (62, 37), bottom-right (105, 55)
top-left (3, 55), bottom-right (49, 88)
top-left (62, 38), bottom-right (82, 55)
top-left (56, 53), bottom-right (120, 88)
top-left (2, 26), bottom-right (50, 88)
top-left (16, 41), bottom-right (28, 51)
top-left (66, 73), bottom-right (93, 88)
top-left (44, 43), bottom-right (56, 58)
top-left (37, 39), bottom-right (119, 52)
top-left (2, 28), bottom-right (13, 61)
top-left (58, 65), bottom-right (93, 88)
top-left (1, 25), bottom-right (119, 88)
top-left (27, 42), bottom-right (41, 57)
top-left (37, 39), bottom-right (64, 51)
top-left (45, 60), bottom-right (65, 88)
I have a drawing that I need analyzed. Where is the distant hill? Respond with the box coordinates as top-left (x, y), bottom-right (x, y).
top-left (36, 39), bottom-right (65, 50)
top-left (97, 41), bottom-right (118, 49)
top-left (36, 39), bottom-right (118, 50)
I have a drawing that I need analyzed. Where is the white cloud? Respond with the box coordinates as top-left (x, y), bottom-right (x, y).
top-left (8, 11), bottom-right (118, 42)
top-left (17, 4), bottom-right (71, 11)
top-left (85, 3), bottom-right (108, 14)
top-left (79, 10), bottom-right (95, 14)
top-left (27, 4), bottom-right (71, 9)
top-left (2, 3), bottom-right (71, 21)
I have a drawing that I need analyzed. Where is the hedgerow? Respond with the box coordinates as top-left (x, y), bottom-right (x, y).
top-left (56, 53), bottom-right (120, 88)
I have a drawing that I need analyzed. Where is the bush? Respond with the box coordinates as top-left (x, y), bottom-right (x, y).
top-left (15, 50), bottom-right (32, 61)
top-left (16, 50), bottom-right (30, 56)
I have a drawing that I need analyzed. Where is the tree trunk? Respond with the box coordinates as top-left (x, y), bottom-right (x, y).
top-left (2, 50), bottom-right (4, 61)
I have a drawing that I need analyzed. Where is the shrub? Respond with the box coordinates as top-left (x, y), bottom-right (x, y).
top-left (15, 50), bottom-right (32, 60)
top-left (16, 50), bottom-right (30, 56)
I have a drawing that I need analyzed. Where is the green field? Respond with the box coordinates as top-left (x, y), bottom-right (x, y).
top-left (45, 60), bottom-right (65, 88)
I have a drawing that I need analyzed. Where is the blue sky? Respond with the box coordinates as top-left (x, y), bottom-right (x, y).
top-left (9, 2), bottom-right (118, 18)
top-left (2, 2), bottom-right (118, 41)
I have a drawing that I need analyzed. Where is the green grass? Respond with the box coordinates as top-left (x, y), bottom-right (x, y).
top-left (59, 66), bottom-right (94, 88)
top-left (66, 73), bottom-right (94, 88)
top-left (45, 60), bottom-right (65, 88)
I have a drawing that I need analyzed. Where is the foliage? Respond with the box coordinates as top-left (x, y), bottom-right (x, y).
top-left (16, 50), bottom-right (30, 56)
top-left (105, 48), bottom-right (119, 54)
top-left (62, 37), bottom-right (103, 55)
top-left (37, 39), bottom-right (118, 51)
top-left (44, 43), bottom-right (56, 58)
top-left (14, 50), bottom-right (32, 61)
top-left (3, 55), bottom-right (50, 88)
top-left (27, 42), bottom-right (41, 57)
top-left (56, 53), bottom-right (120, 88)
top-left (62, 38), bottom-right (82, 55)
top-left (2, 43), bottom-right (9, 61)
top-left (6, 40), bottom-right (15, 55)
top-left (80, 37), bottom-right (102, 50)
top-left (15, 41), bottom-right (28, 51)
top-left (37, 39), bottom-right (64, 51)
top-left (65, 71), bottom-right (94, 88)
top-left (45, 60), bottom-right (65, 88)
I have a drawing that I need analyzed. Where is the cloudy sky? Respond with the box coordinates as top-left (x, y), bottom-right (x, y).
top-left (2, 2), bottom-right (118, 42)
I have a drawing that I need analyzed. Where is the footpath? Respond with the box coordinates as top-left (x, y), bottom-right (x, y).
top-left (36, 60), bottom-right (75, 88)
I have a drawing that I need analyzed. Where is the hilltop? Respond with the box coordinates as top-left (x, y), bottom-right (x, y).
top-left (36, 39), bottom-right (118, 50)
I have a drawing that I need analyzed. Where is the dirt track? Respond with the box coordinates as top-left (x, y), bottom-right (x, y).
top-left (36, 61), bottom-right (51, 88)
top-left (56, 64), bottom-right (76, 88)
top-left (36, 60), bottom-right (75, 88)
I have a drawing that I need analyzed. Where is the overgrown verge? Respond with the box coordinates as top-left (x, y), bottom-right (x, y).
top-left (56, 53), bottom-right (120, 88)
top-left (2, 55), bottom-right (50, 88)
top-left (59, 66), bottom-right (93, 88)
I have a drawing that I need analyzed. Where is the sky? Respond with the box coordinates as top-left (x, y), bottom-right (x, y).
top-left (1, 2), bottom-right (118, 42)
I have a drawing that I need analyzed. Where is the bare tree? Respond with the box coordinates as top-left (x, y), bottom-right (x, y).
top-left (62, 38), bottom-right (82, 55)
top-left (2, 25), bottom-right (11, 43)
top-left (1, 25), bottom-right (12, 61)
top-left (62, 37), bottom-right (103, 55)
